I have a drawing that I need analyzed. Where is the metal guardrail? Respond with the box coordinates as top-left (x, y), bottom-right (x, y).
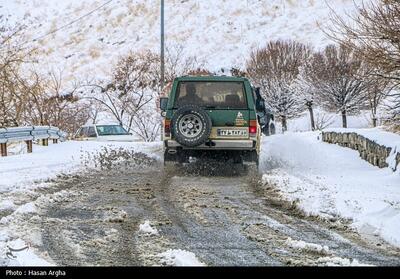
top-left (0, 126), bottom-right (68, 156)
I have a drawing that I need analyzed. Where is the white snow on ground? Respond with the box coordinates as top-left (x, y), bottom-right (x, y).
top-left (0, 200), bottom-right (15, 211)
top-left (284, 109), bottom-right (372, 133)
top-left (0, 140), bottom-right (162, 192)
top-left (138, 221), bottom-right (159, 236)
top-left (285, 237), bottom-right (330, 255)
top-left (0, 140), bottom-right (162, 266)
top-left (0, 238), bottom-right (54, 266)
top-left (261, 131), bottom-right (400, 247)
top-left (0, 0), bottom-right (360, 80)
top-left (14, 202), bottom-right (37, 215)
top-left (315, 256), bottom-right (373, 267)
top-left (158, 249), bottom-right (206, 267)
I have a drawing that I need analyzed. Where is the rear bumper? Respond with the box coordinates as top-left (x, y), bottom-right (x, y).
top-left (165, 139), bottom-right (255, 150)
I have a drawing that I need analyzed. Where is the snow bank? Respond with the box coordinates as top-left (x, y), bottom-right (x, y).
top-left (138, 221), bottom-right (158, 236)
top-left (285, 237), bottom-right (330, 255)
top-left (158, 249), bottom-right (206, 267)
top-left (0, 141), bottom-right (162, 192)
top-left (0, 140), bottom-right (162, 266)
top-left (0, 239), bottom-right (54, 266)
top-left (261, 132), bottom-right (400, 247)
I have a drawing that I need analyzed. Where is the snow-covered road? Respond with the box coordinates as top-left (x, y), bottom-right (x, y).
top-left (0, 131), bottom-right (400, 266)
top-left (3, 161), bottom-right (399, 266)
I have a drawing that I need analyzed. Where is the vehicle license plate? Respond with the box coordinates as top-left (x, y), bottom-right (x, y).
top-left (217, 129), bottom-right (248, 137)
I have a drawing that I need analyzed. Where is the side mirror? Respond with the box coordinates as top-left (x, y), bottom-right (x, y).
top-left (160, 97), bottom-right (169, 112)
top-left (254, 87), bottom-right (266, 113)
top-left (270, 113), bottom-right (275, 121)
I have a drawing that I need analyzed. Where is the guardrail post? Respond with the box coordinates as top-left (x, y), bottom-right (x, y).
top-left (26, 140), bottom-right (33, 153)
top-left (42, 139), bottom-right (48, 146)
top-left (53, 139), bottom-right (58, 144)
top-left (0, 143), bottom-right (7, 157)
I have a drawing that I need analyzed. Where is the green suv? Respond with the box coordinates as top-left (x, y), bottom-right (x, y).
top-left (159, 76), bottom-right (270, 166)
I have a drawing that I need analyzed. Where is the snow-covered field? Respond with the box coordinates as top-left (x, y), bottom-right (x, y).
top-left (285, 109), bottom-right (373, 132)
top-left (261, 131), bottom-right (400, 247)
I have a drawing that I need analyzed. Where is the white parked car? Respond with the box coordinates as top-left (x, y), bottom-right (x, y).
top-left (74, 124), bottom-right (137, 142)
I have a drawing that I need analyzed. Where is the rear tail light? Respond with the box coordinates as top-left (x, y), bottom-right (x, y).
top-left (249, 120), bottom-right (257, 137)
top-left (164, 119), bottom-right (171, 137)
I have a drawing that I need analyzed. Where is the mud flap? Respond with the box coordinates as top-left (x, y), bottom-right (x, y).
top-left (242, 150), bottom-right (259, 165)
top-left (163, 149), bottom-right (187, 168)
top-left (243, 161), bottom-right (258, 176)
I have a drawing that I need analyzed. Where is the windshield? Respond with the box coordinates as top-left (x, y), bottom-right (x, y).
top-left (175, 81), bottom-right (247, 109)
top-left (96, 125), bottom-right (129, 136)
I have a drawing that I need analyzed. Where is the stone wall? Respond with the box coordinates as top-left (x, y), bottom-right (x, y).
top-left (322, 131), bottom-right (400, 171)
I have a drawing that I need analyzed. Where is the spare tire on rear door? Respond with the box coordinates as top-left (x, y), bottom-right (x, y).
top-left (171, 105), bottom-right (212, 147)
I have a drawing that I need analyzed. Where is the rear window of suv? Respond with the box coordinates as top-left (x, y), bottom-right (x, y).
top-left (96, 125), bottom-right (129, 136)
top-left (175, 81), bottom-right (247, 109)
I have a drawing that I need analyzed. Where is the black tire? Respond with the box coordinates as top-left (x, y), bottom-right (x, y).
top-left (171, 105), bottom-right (212, 147)
top-left (164, 149), bottom-right (187, 165)
top-left (262, 125), bottom-right (270, 136)
top-left (270, 123), bottom-right (276, 135)
top-left (242, 150), bottom-right (259, 166)
top-left (251, 150), bottom-right (259, 166)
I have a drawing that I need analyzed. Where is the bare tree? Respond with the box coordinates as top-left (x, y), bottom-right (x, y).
top-left (131, 108), bottom-right (160, 142)
top-left (88, 100), bottom-right (104, 124)
top-left (326, 1), bottom-right (400, 84)
top-left (302, 45), bottom-right (369, 128)
top-left (0, 20), bottom-right (31, 127)
top-left (386, 91), bottom-right (400, 127)
top-left (230, 67), bottom-right (247, 78)
top-left (247, 40), bottom-right (311, 132)
top-left (314, 112), bottom-right (335, 131)
top-left (156, 44), bottom-right (204, 95)
top-left (0, 19), bottom-right (88, 133)
top-left (364, 76), bottom-right (390, 127)
top-left (0, 65), bottom-right (26, 127)
top-left (20, 68), bottom-right (90, 133)
top-left (85, 51), bottom-right (158, 132)
top-left (294, 64), bottom-right (319, 131)
top-left (325, 0), bottom-right (400, 126)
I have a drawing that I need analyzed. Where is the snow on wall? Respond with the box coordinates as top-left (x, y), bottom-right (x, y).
top-left (323, 128), bottom-right (400, 172)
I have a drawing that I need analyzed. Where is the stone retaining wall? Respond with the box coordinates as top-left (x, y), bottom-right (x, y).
top-left (322, 131), bottom-right (400, 171)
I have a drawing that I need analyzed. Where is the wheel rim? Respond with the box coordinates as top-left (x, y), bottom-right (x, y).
top-left (178, 114), bottom-right (203, 138)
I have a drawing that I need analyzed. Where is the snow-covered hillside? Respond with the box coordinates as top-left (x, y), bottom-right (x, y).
top-left (1, 0), bottom-right (359, 80)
